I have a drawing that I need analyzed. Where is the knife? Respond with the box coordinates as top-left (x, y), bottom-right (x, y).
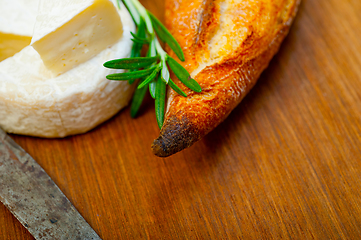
top-left (0, 128), bottom-right (101, 240)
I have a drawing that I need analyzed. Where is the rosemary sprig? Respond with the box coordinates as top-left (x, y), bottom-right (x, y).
top-left (104, 0), bottom-right (202, 129)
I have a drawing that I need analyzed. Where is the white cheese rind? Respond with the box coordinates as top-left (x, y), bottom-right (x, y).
top-left (0, 5), bottom-right (136, 138)
top-left (31, 0), bottom-right (123, 74)
top-left (0, 0), bottom-right (39, 36)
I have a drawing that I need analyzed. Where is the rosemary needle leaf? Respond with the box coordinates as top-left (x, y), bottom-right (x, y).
top-left (130, 0), bottom-right (153, 33)
top-left (129, 78), bottom-right (136, 85)
top-left (137, 19), bottom-right (147, 39)
top-left (106, 66), bottom-right (157, 80)
top-left (149, 38), bottom-right (157, 57)
top-left (130, 80), bottom-right (148, 118)
top-left (104, 57), bottom-right (159, 69)
top-left (168, 78), bottom-right (187, 97)
top-left (149, 79), bottom-right (156, 99)
top-left (128, 68), bottom-right (139, 84)
top-left (148, 11), bottom-right (185, 61)
top-left (130, 19), bottom-right (146, 58)
top-left (130, 45), bottom-right (141, 58)
top-left (167, 56), bottom-right (202, 92)
top-left (137, 67), bottom-right (161, 89)
top-left (122, 0), bottom-right (141, 25)
top-left (131, 38), bottom-right (147, 44)
top-left (130, 32), bottom-right (149, 44)
top-left (155, 75), bottom-right (166, 129)
top-left (161, 62), bottom-right (170, 83)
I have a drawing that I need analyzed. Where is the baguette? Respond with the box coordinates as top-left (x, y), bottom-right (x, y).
top-left (152, 0), bottom-right (301, 157)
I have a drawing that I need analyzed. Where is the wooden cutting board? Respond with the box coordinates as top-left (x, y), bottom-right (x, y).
top-left (1, 0), bottom-right (361, 239)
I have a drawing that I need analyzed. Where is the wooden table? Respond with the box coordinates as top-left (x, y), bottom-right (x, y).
top-left (2, 0), bottom-right (361, 239)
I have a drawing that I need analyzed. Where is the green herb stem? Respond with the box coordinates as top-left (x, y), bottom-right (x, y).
top-left (105, 0), bottom-right (202, 128)
top-left (130, 0), bottom-right (153, 34)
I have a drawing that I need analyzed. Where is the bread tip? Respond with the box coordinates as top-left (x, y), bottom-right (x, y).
top-left (151, 138), bottom-right (173, 158)
top-left (151, 115), bottom-right (200, 157)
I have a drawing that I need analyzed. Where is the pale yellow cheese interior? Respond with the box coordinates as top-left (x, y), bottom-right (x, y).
top-left (31, 0), bottom-right (123, 75)
top-left (0, 33), bottom-right (31, 62)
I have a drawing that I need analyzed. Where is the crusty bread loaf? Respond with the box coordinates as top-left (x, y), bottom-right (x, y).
top-left (152, 0), bottom-right (301, 157)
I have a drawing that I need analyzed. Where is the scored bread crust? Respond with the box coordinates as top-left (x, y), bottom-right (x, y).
top-left (152, 0), bottom-right (301, 157)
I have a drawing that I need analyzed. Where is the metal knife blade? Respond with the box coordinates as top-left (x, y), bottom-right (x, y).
top-left (0, 128), bottom-right (101, 240)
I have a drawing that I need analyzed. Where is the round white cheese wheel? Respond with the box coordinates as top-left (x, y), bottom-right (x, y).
top-left (0, 3), bottom-right (136, 137)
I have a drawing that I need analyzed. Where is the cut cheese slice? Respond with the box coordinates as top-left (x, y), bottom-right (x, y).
top-left (0, 4), bottom-right (136, 138)
top-left (31, 0), bottom-right (123, 75)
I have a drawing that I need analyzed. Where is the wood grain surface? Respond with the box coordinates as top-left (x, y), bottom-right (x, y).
top-left (1, 0), bottom-right (361, 239)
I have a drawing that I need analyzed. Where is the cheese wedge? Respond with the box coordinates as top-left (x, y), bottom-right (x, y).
top-left (31, 0), bottom-right (123, 75)
top-left (0, 3), bottom-right (136, 138)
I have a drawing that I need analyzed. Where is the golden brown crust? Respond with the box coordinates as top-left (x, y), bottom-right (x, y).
top-left (152, 0), bottom-right (301, 157)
